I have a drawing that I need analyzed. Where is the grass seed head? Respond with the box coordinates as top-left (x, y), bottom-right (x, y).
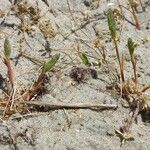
top-left (107, 9), bottom-right (116, 39)
top-left (127, 38), bottom-right (137, 57)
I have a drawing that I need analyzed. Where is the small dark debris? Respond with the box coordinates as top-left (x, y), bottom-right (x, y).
top-left (0, 74), bottom-right (4, 88)
top-left (45, 40), bottom-right (51, 53)
top-left (41, 0), bottom-right (49, 7)
top-left (140, 110), bottom-right (150, 123)
top-left (69, 66), bottom-right (98, 83)
top-left (146, 26), bottom-right (149, 30)
top-left (83, 0), bottom-right (92, 7)
top-left (90, 69), bottom-right (98, 79)
top-left (69, 67), bottom-right (87, 83)
top-left (146, 23), bottom-right (149, 30)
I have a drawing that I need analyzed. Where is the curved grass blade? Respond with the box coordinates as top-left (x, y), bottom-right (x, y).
top-left (42, 53), bottom-right (60, 74)
top-left (80, 52), bottom-right (90, 65)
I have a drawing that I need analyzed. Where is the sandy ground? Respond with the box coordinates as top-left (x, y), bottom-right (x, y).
top-left (0, 0), bottom-right (150, 149)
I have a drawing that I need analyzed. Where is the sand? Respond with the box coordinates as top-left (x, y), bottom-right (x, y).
top-left (0, 0), bottom-right (150, 149)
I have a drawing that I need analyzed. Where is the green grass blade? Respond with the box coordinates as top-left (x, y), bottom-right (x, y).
top-left (127, 38), bottom-right (137, 57)
top-left (80, 52), bottom-right (90, 65)
top-left (107, 9), bottom-right (116, 39)
top-left (42, 53), bottom-right (60, 74)
top-left (4, 38), bottom-right (11, 58)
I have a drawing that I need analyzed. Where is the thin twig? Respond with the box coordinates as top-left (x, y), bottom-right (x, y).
top-left (23, 101), bottom-right (118, 111)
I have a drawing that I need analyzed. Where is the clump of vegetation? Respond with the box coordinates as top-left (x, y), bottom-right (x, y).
top-left (24, 54), bottom-right (60, 101)
top-left (107, 8), bottom-right (150, 144)
top-left (8, 0), bottom-right (57, 61)
top-left (93, 36), bottom-right (107, 61)
top-left (1, 38), bottom-right (60, 117)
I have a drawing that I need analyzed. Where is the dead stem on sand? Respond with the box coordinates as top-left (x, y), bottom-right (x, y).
top-left (23, 54), bottom-right (60, 101)
top-left (128, 0), bottom-right (141, 30)
top-left (22, 101), bottom-right (118, 111)
top-left (2, 38), bottom-right (17, 117)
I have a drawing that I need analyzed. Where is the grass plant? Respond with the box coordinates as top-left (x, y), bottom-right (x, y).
top-left (127, 37), bottom-right (138, 84)
top-left (107, 9), bottom-right (125, 83)
top-left (25, 54), bottom-right (60, 101)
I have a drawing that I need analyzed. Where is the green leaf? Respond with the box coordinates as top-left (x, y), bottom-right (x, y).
top-left (80, 52), bottom-right (90, 65)
top-left (4, 38), bottom-right (11, 58)
top-left (107, 9), bottom-right (116, 39)
top-left (42, 54), bottom-right (60, 73)
top-left (127, 38), bottom-right (137, 57)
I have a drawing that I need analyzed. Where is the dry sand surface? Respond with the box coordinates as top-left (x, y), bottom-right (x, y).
top-left (0, 0), bottom-right (150, 149)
